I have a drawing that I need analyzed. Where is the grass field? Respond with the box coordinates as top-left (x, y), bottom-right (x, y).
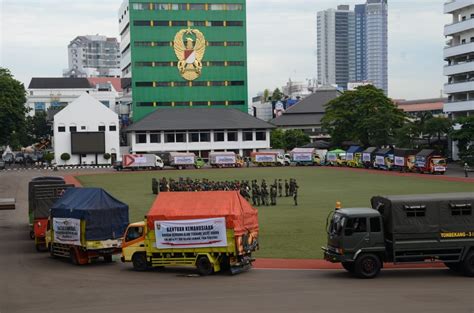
top-left (77, 167), bottom-right (473, 259)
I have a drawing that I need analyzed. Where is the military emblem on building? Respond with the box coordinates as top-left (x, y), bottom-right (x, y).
top-left (173, 28), bottom-right (206, 81)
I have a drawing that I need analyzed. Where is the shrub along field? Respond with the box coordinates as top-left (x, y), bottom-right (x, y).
top-left (77, 167), bottom-right (473, 259)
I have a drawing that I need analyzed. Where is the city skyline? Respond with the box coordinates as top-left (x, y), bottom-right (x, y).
top-left (1, 0), bottom-right (449, 100)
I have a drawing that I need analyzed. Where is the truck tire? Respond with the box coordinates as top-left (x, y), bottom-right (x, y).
top-left (354, 254), bottom-right (381, 279)
top-left (444, 262), bottom-right (463, 273)
top-left (70, 248), bottom-right (79, 266)
top-left (220, 255), bottom-right (231, 272)
top-left (103, 254), bottom-right (113, 263)
top-left (462, 251), bottom-right (474, 277)
top-left (341, 262), bottom-right (355, 273)
top-left (196, 256), bottom-right (214, 276)
top-left (132, 253), bottom-right (148, 271)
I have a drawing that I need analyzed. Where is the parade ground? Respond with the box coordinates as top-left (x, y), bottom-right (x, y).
top-left (1, 169), bottom-right (473, 313)
top-left (76, 167), bottom-right (474, 259)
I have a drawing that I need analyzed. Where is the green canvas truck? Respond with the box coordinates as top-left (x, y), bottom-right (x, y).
top-left (323, 193), bottom-right (474, 278)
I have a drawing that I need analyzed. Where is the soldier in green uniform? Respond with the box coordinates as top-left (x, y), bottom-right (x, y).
top-left (152, 178), bottom-right (159, 195)
top-left (293, 185), bottom-right (298, 206)
top-left (278, 179), bottom-right (283, 197)
top-left (270, 184), bottom-right (277, 206)
top-left (285, 179), bottom-right (290, 197)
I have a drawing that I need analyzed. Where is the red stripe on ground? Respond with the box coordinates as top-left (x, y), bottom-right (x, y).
top-left (63, 175), bottom-right (83, 187)
top-left (253, 259), bottom-right (446, 270)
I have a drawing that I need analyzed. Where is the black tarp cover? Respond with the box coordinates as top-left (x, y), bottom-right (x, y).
top-left (50, 188), bottom-right (129, 241)
top-left (371, 193), bottom-right (474, 235)
top-left (375, 148), bottom-right (393, 156)
top-left (362, 147), bottom-right (377, 154)
top-left (416, 149), bottom-right (435, 158)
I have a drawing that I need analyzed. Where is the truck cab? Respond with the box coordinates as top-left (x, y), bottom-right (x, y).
top-left (121, 222), bottom-right (146, 268)
top-left (323, 208), bottom-right (386, 278)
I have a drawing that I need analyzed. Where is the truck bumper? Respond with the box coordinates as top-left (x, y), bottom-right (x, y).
top-left (322, 246), bottom-right (349, 263)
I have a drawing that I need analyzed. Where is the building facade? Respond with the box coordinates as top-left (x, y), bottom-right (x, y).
top-left (63, 35), bottom-right (121, 78)
top-left (53, 93), bottom-right (121, 166)
top-left (126, 108), bottom-right (273, 157)
top-left (317, 5), bottom-right (355, 90)
top-left (26, 78), bottom-right (128, 123)
top-left (444, 0), bottom-right (474, 161)
top-left (119, 0), bottom-right (248, 122)
top-left (317, 1), bottom-right (387, 94)
top-left (365, 0), bottom-right (388, 94)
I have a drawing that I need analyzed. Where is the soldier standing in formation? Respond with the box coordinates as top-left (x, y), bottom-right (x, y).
top-left (152, 178), bottom-right (159, 195)
top-left (293, 184), bottom-right (298, 206)
top-left (285, 179), bottom-right (290, 197)
top-left (270, 183), bottom-right (277, 206)
top-left (278, 179), bottom-right (283, 197)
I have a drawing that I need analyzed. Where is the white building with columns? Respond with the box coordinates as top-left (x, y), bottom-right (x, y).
top-left (125, 108), bottom-right (274, 158)
top-left (53, 93), bottom-right (120, 166)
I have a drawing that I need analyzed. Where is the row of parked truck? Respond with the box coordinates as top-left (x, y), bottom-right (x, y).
top-left (27, 176), bottom-right (473, 278)
top-left (112, 147), bottom-right (447, 175)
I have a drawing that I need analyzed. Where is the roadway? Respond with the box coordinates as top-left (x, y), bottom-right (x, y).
top-left (0, 170), bottom-right (472, 313)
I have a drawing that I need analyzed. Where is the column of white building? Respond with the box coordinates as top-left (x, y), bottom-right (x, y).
top-left (443, 0), bottom-right (474, 160)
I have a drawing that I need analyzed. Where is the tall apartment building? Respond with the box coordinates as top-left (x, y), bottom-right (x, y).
top-left (443, 0), bottom-right (474, 160)
top-left (119, 1), bottom-right (248, 122)
top-left (63, 35), bottom-right (121, 78)
top-left (317, 5), bottom-right (355, 90)
top-left (317, 0), bottom-right (388, 94)
top-left (365, 0), bottom-right (388, 94)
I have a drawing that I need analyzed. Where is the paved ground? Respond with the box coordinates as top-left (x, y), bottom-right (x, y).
top-left (0, 169), bottom-right (473, 313)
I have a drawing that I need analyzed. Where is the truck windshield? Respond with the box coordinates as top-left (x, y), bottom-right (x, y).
top-left (329, 213), bottom-right (346, 236)
top-left (432, 159), bottom-right (446, 166)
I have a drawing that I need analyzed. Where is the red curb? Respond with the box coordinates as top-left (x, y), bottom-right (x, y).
top-left (253, 259), bottom-right (446, 270)
top-left (63, 175), bottom-right (83, 187)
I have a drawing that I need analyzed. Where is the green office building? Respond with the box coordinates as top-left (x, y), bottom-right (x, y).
top-left (119, 1), bottom-right (248, 122)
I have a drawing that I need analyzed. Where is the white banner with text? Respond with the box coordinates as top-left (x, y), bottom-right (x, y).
top-left (154, 218), bottom-right (227, 249)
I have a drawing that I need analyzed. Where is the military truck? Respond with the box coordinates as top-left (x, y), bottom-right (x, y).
top-left (323, 193), bottom-right (474, 278)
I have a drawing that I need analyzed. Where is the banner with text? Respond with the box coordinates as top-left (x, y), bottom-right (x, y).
top-left (53, 218), bottom-right (81, 246)
top-left (155, 218), bottom-right (227, 249)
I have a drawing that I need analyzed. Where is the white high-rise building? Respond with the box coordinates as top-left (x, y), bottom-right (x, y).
top-left (443, 0), bottom-right (474, 160)
top-left (317, 5), bottom-right (355, 90)
top-left (63, 35), bottom-right (121, 78)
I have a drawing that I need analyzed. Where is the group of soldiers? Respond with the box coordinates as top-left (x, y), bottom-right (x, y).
top-left (151, 177), bottom-right (299, 206)
top-left (250, 179), bottom-right (299, 206)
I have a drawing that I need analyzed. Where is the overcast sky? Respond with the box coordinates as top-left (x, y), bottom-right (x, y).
top-left (0, 0), bottom-right (450, 100)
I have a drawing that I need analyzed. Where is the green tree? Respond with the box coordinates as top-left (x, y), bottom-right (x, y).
top-left (26, 112), bottom-right (51, 143)
top-left (322, 85), bottom-right (406, 146)
top-left (283, 129), bottom-right (310, 151)
top-left (452, 116), bottom-right (474, 165)
top-left (271, 88), bottom-right (284, 102)
top-left (263, 89), bottom-right (270, 102)
top-left (423, 116), bottom-right (452, 144)
top-left (270, 129), bottom-right (286, 149)
top-left (394, 121), bottom-right (419, 148)
top-left (0, 68), bottom-right (28, 146)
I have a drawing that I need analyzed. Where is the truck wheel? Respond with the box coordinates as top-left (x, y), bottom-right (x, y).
top-left (354, 254), bottom-right (381, 279)
top-left (462, 251), bottom-right (474, 277)
top-left (132, 253), bottom-right (148, 271)
top-left (444, 262), bottom-right (463, 273)
top-left (103, 254), bottom-right (113, 263)
top-left (341, 262), bottom-right (355, 273)
top-left (70, 248), bottom-right (79, 266)
top-left (196, 256), bottom-right (214, 276)
top-left (220, 255), bottom-right (231, 272)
